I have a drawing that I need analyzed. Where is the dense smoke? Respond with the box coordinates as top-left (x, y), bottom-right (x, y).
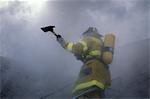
top-left (0, 0), bottom-right (149, 98)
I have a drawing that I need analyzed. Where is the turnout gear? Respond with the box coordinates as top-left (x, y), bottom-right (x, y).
top-left (56, 27), bottom-right (115, 99)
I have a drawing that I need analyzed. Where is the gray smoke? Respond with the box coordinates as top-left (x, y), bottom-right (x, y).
top-left (0, 0), bottom-right (149, 98)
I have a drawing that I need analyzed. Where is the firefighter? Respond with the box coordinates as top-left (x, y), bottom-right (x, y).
top-left (56, 27), bottom-right (115, 99)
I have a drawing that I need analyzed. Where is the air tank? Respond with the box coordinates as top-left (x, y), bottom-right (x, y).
top-left (102, 33), bottom-right (115, 64)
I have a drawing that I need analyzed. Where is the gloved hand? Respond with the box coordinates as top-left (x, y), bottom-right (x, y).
top-left (56, 34), bottom-right (62, 39)
top-left (56, 35), bottom-right (66, 48)
top-left (56, 35), bottom-right (62, 42)
top-left (56, 34), bottom-right (62, 42)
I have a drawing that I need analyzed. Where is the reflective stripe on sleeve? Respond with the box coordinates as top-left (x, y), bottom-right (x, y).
top-left (67, 43), bottom-right (73, 51)
top-left (89, 50), bottom-right (101, 56)
top-left (72, 80), bottom-right (105, 93)
top-left (79, 41), bottom-right (88, 51)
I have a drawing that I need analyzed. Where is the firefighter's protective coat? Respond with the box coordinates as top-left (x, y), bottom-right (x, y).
top-left (57, 32), bottom-right (115, 95)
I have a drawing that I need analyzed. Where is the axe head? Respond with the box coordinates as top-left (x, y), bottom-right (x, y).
top-left (41, 26), bottom-right (55, 33)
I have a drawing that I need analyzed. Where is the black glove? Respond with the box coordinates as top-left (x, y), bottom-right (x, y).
top-left (56, 34), bottom-right (63, 43)
top-left (56, 35), bottom-right (66, 48)
top-left (56, 34), bottom-right (62, 39)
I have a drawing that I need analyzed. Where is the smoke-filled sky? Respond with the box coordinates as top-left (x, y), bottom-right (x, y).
top-left (0, 0), bottom-right (149, 98)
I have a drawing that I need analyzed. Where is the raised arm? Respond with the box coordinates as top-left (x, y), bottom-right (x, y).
top-left (56, 35), bottom-right (88, 55)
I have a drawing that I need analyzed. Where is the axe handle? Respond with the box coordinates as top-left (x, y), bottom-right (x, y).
top-left (51, 31), bottom-right (58, 37)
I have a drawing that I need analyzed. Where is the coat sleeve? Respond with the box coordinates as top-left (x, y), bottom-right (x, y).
top-left (57, 37), bottom-right (88, 55)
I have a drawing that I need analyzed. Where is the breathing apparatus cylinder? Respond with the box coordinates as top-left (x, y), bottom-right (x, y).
top-left (102, 33), bottom-right (115, 64)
